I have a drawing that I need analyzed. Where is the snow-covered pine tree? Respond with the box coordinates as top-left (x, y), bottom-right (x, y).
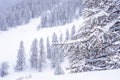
top-left (71, 25), bottom-right (76, 40)
top-left (38, 38), bottom-right (46, 72)
top-left (30, 38), bottom-right (38, 70)
top-left (65, 29), bottom-right (70, 41)
top-left (59, 34), bottom-right (64, 63)
top-left (15, 41), bottom-right (26, 71)
top-left (0, 62), bottom-right (9, 77)
top-left (51, 33), bottom-right (59, 68)
top-left (65, 0), bottom-right (120, 73)
top-left (59, 34), bottom-right (63, 42)
top-left (54, 62), bottom-right (64, 75)
top-left (59, 49), bottom-right (64, 63)
top-left (46, 37), bottom-right (52, 59)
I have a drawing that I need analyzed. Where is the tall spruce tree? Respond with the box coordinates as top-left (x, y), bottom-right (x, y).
top-left (38, 38), bottom-right (46, 72)
top-left (30, 38), bottom-right (38, 70)
top-left (59, 34), bottom-right (63, 42)
top-left (15, 41), bottom-right (26, 71)
top-left (65, 0), bottom-right (120, 73)
top-left (65, 29), bottom-right (70, 41)
top-left (59, 33), bottom-right (64, 62)
top-left (46, 37), bottom-right (51, 59)
top-left (71, 25), bottom-right (76, 40)
top-left (51, 33), bottom-right (59, 68)
top-left (54, 62), bottom-right (64, 75)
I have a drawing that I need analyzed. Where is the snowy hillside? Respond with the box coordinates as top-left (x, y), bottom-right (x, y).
top-left (0, 17), bottom-right (82, 64)
top-left (0, 16), bottom-right (119, 80)
top-left (0, 0), bottom-right (120, 80)
top-left (0, 17), bottom-right (83, 79)
top-left (1, 67), bottom-right (120, 80)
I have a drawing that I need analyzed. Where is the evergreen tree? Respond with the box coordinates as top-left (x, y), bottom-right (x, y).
top-left (59, 48), bottom-right (64, 63)
top-left (59, 34), bottom-right (64, 62)
top-left (65, 0), bottom-right (120, 73)
top-left (46, 37), bottom-right (51, 59)
top-left (51, 33), bottom-right (59, 68)
top-left (30, 38), bottom-right (38, 70)
top-left (54, 62), bottom-right (64, 75)
top-left (0, 0), bottom-right (62, 31)
top-left (71, 25), bottom-right (76, 40)
top-left (65, 29), bottom-right (70, 41)
top-left (0, 62), bottom-right (9, 77)
top-left (59, 34), bottom-right (63, 42)
top-left (15, 41), bottom-right (26, 71)
top-left (40, 0), bottom-right (82, 28)
top-left (52, 33), bottom-right (58, 43)
top-left (38, 38), bottom-right (46, 72)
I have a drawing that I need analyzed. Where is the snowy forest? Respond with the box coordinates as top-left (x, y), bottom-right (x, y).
top-left (0, 0), bottom-right (82, 31)
top-left (0, 25), bottom-right (75, 77)
top-left (0, 0), bottom-right (120, 80)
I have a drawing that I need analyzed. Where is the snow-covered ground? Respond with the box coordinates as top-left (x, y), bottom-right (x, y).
top-left (0, 17), bottom-right (120, 80)
top-left (1, 68), bottom-right (120, 80)
top-left (0, 17), bottom-right (83, 79)
top-left (0, 17), bottom-right (83, 64)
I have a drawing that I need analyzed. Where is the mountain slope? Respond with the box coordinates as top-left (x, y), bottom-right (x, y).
top-left (0, 17), bottom-right (83, 67)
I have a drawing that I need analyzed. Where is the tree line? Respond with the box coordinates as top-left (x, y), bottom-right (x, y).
top-left (0, 26), bottom-right (76, 77)
top-left (0, 0), bottom-right (62, 31)
top-left (64, 0), bottom-right (120, 73)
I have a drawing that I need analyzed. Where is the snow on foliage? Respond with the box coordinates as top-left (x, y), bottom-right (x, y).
top-left (0, 0), bottom-right (62, 31)
top-left (64, 0), bottom-right (120, 73)
top-left (30, 39), bottom-right (38, 70)
top-left (40, 0), bottom-right (83, 28)
top-left (38, 38), bottom-right (46, 72)
top-left (15, 41), bottom-right (26, 72)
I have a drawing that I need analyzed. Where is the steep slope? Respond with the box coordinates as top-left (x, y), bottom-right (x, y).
top-left (0, 17), bottom-right (83, 68)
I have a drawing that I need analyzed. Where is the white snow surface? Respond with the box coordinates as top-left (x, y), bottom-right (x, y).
top-left (0, 17), bottom-right (82, 64)
top-left (1, 68), bottom-right (120, 80)
top-left (0, 17), bottom-right (120, 80)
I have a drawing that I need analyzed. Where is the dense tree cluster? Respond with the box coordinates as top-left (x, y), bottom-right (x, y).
top-left (0, 27), bottom-right (74, 77)
top-left (14, 31), bottom-right (68, 74)
top-left (0, 0), bottom-right (62, 31)
top-left (1, 0), bottom-right (119, 77)
top-left (64, 0), bottom-right (120, 73)
top-left (40, 0), bottom-right (83, 28)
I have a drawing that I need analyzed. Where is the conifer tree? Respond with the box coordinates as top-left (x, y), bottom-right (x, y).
top-left (59, 33), bottom-right (64, 62)
top-left (38, 38), bottom-right (46, 71)
top-left (71, 25), bottom-right (76, 40)
top-left (46, 37), bottom-right (51, 59)
top-left (51, 33), bottom-right (59, 68)
top-left (59, 34), bottom-right (63, 42)
top-left (30, 38), bottom-right (38, 70)
top-left (15, 41), bottom-right (26, 71)
top-left (65, 29), bottom-right (70, 41)
top-left (65, 0), bottom-right (120, 73)
top-left (54, 62), bottom-right (64, 75)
